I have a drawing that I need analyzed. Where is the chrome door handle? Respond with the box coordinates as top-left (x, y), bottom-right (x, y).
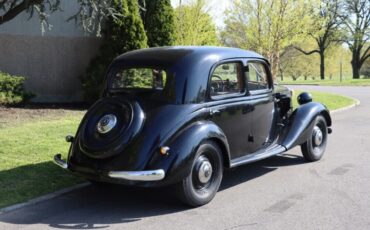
top-left (210, 109), bottom-right (221, 116)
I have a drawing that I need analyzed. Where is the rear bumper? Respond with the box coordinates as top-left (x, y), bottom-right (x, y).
top-left (53, 154), bottom-right (165, 182)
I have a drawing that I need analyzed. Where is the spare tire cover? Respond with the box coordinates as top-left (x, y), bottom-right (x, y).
top-left (78, 96), bottom-right (144, 159)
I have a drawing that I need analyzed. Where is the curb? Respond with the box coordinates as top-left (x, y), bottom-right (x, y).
top-left (330, 96), bottom-right (360, 114)
top-left (0, 182), bottom-right (90, 215)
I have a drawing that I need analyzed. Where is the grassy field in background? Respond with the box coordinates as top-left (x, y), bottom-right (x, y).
top-left (279, 77), bottom-right (370, 86)
top-left (0, 108), bottom-right (85, 208)
top-left (292, 90), bottom-right (356, 110)
top-left (0, 90), bottom-right (357, 208)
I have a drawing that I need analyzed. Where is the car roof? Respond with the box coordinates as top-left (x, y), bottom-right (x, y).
top-left (113, 46), bottom-right (266, 66)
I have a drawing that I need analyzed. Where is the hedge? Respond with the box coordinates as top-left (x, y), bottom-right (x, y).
top-left (0, 72), bottom-right (34, 105)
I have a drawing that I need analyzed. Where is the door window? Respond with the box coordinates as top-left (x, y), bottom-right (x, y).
top-left (210, 62), bottom-right (245, 99)
top-left (247, 62), bottom-right (269, 91)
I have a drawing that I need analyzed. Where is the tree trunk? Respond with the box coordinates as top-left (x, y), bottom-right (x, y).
top-left (320, 52), bottom-right (325, 80)
top-left (351, 52), bottom-right (361, 79)
top-left (352, 61), bottom-right (360, 79)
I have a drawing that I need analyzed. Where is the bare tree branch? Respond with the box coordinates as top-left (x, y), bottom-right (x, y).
top-left (0, 0), bottom-right (42, 25)
top-left (294, 46), bottom-right (320, 55)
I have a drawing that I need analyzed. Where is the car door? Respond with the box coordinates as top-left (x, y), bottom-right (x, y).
top-left (245, 60), bottom-right (277, 154)
top-left (207, 60), bottom-right (253, 159)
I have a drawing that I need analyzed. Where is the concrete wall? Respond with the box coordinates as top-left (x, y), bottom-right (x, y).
top-left (0, 1), bottom-right (101, 102)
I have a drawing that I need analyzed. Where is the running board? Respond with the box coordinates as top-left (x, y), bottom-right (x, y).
top-left (230, 145), bottom-right (287, 168)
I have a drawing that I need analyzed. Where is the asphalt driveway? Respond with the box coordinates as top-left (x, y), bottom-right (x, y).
top-left (0, 86), bottom-right (369, 230)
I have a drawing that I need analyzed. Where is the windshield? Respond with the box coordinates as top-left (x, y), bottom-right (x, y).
top-left (108, 66), bottom-right (176, 102)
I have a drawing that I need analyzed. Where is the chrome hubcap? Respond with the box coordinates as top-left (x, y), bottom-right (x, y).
top-left (313, 126), bottom-right (323, 146)
top-left (96, 114), bottom-right (117, 134)
top-left (198, 160), bottom-right (213, 184)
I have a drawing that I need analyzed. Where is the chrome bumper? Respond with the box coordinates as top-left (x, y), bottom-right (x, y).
top-left (53, 154), bottom-right (165, 181)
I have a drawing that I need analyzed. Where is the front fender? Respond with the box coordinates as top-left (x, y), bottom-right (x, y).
top-left (281, 102), bottom-right (331, 150)
top-left (147, 120), bottom-right (230, 185)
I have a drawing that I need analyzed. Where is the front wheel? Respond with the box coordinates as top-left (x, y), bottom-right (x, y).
top-left (301, 115), bottom-right (328, 162)
top-left (175, 141), bottom-right (223, 207)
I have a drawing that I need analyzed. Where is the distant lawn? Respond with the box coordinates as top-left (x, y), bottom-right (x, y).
top-left (292, 90), bottom-right (356, 110)
top-left (280, 78), bottom-right (370, 86)
top-left (0, 108), bottom-right (85, 208)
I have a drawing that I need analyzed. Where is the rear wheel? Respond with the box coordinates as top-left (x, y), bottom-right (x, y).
top-left (175, 141), bottom-right (223, 207)
top-left (301, 115), bottom-right (328, 162)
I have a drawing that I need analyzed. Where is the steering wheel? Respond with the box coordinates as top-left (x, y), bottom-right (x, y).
top-left (211, 75), bottom-right (224, 93)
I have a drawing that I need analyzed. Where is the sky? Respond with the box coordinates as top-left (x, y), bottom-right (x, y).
top-left (170, 0), bottom-right (230, 28)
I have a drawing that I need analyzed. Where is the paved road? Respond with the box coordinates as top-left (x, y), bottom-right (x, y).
top-left (1, 86), bottom-right (369, 230)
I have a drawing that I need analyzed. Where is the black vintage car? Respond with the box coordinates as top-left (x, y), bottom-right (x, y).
top-left (54, 46), bottom-right (332, 206)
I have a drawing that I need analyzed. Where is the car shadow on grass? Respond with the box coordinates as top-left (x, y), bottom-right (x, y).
top-left (0, 153), bottom-right (306, 229)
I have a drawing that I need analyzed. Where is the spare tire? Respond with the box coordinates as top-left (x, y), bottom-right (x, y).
top-left (78, 96), bottom-right (145, 159)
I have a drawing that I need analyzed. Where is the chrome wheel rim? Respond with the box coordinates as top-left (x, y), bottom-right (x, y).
top-left (198, 160), bottom-right (213, 184)
top-left (96, 114), bottom-right (117, 134)
top-left (313, 126), bottom-right (323, 146)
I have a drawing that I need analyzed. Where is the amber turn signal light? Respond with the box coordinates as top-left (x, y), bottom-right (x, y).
top-left (160, 146), bottom-right (170, 156)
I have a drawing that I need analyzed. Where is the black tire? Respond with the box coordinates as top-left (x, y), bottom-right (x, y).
top-left (175, 140), bottom-right (223, 207)
top-left (301, 115), bottom-right (328, 162)
top-left (88, 179), bottom-right (110, 187)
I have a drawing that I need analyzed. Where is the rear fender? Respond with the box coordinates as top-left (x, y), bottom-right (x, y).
top-left (281, 102), bottom-right (331, 150)
top-left (147, 121), bottom-right (230, 185)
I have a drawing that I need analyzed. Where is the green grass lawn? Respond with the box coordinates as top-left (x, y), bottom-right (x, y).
top-left (292, 90), bottom-right (356, 110)
top-left (279, 78), bottom-right (370, 86)
top-left (0, 108), bottom-right (85, 208)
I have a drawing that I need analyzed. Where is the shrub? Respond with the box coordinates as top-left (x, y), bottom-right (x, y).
top-left (141, 0), bottom-right (176, 47)
top-left (0, 72), bottom-right (34, 105)
top-left (81, 0), bottom-right (148, 103)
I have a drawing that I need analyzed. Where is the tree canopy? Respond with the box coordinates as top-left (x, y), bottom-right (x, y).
top-left (222, 0), bottom-right (312, 78)
top-left (81, 0), bottom-right (147, 102)
top-left (174, 0), bottom-right (219, 46)
top-left (141, 0), bottom-right (175, 47)
top-left (340, 0), bottom-right (370, 79)
top-left (0, 0), bottom-right (126, 35)
top-left (294, 0), bottom-right (342, 80)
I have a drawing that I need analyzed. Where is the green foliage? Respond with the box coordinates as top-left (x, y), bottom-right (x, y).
top-left (222, 0), bottom-right (312, 78)
top-left (0, 72), bottom-right (34, 105)
top-left (142, 0), bottom-right (175, 47)
top-left (340, 0), bottom-right (370, 79)
top-left (279, 42), bottom-right (353, 82)
top-left (174, 0), bottom-right (220, 46)
top-left (0, 0), bottom-right (125, 36)
top-left (81, 0), bottom-right (148, 102)
top-left (0, 0), bottom-right (60, 33)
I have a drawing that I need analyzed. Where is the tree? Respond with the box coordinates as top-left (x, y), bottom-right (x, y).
top-left (81, 0), bottom-right (147, 102)
top-left (295, 0), bottom-right (342, 80)
top-left (141, 0), bottom-right (175, 47)
top-left (340, 0), bottom-right (370, 79)
top-left (279, 45), bottom-right (320, 81)
top-left (222, 0), bottom-right (312, 78)
top-left (0, 0), bottom-right (125, 35)
top-left (174, 0), bottom-right (219, 46)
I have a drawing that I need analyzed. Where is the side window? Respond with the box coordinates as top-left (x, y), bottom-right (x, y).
top-left (210, 62), bottom-right (245, 98)
top-left (247, 62), bottom-right (269, 91)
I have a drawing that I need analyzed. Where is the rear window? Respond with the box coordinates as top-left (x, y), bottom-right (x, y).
top-left (108, 66), bottom-right (176, 103)
top-left (111, 68), bottom-right (168, 90)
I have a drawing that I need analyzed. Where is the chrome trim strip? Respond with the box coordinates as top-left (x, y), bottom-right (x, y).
top-left (108, 169), bottom-right (165, 181)
top-left (53, 154), bottom-right (68, 169)
top-left (53, 154), bottom-right (165, 181)
top-left (230, 145), bottom-right (286, 168)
